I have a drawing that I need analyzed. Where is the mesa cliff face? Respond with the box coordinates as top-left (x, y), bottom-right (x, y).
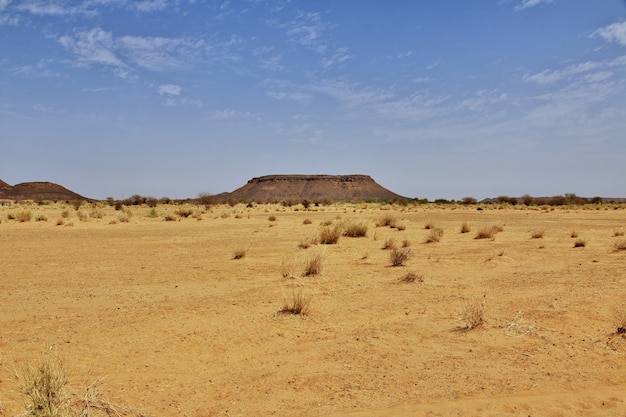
top-left (0, 181), bottom-right (88, 202)
top-left (217, 174), bottom-right (407, 203)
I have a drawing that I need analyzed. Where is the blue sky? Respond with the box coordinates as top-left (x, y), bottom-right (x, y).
top-left (1, 0), bottom-right (625, 200)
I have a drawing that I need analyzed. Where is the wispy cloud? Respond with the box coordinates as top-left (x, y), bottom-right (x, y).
top-left (523, 61), bottom-right (602, 85)
top-left (208, 108), bottom-right (256, 120)
top-left (59, 28), bottom-right (125, 68)
top-left (320, 47), bottom-right (353, 70)
top-left (287, 11), bottom-right (329, 53)
top-left (591, 21), bottom-right (626, 47)
top-left (158, 83), bottom-right (182, 96)
top-left (58, 27), bottom-right (207, 76)
top-left (514, 0), bottom-right (554, 12)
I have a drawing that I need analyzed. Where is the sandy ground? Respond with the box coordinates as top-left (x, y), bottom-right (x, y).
top-left (1, 202), bottom-right (626, 416)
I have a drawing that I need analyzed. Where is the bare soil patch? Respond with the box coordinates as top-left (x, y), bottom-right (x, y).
top-left (1, 202), bottom-right (626, 416)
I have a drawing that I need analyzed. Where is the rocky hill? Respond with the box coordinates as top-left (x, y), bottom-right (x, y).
top-left (0, 180), bottom-right (88, 202)
top-left (215, 174), bottom-right (408, 204)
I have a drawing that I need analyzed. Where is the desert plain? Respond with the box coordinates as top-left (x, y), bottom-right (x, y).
top-left (1, 201), bottom-right (626, 416)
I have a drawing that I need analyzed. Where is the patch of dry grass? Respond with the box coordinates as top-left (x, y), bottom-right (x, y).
top-left (381, 237), bottom-right (396, 250)
top-left (318, 225), bottom-right (342, 244)
top-left (303, 249), bottom-right (325, 276)
top-left (475, 225), bottom-right (503, 240)
top-left (530, 230), bottom-right (545, 239)
top-left (278, 290), bottom-right (311, 316)
top-left (573, 238), bottom-right (586, 248)
top-left (460, 221), bottom-right (470, 234)
top-left (460, 297), bottom-right (485, 330)
top-left (398, 271), bottom-right (424, 283)
top-left (613, 240), bottom-right (626, 252)
top-left (424, 227), bottom-right (444, 243)
top-left (390, 247), bottom-right (413, 267)
top-left (342, 221), bottom-right (368, 237)
top-left (232, 244), bottom-right (249, 259)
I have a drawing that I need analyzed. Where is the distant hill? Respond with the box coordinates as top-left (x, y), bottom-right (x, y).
top-left (0, 180), bottom-right (88, 202)
top-left (215, 174), bottom-right (408, 204)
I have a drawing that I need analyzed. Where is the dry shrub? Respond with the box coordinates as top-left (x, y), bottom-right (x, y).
top-left (614, 309), bottom-right (626, 334)
top-left (281, 255), bottom-right (297, 278)
top-left (390, 247), bottom-right (413, 267)
top-left (89, 210), bottom-right (103, 219)
top-left (573, 238), bottom-right (586, 248)
top-left (613, 240), bottom-right (626, 252)
top-left (475, 225), bottom-right (503, 240)
top-left (460, 297), bottom-right (484, 330)
top-left (16, 211), bottom-right (32, 222)
top-left (18, 347), bottom-right (69, 417)
top-left (424, 220), bottom-right (435, 230)
top-left (56, 219), bottom-right (64, 226)
top-left (61, 210), bottom-right (70, 219)
top-left (460, 221), bottom-right (470, 234)
top-left (232, 244), bottom-right (249, 259)
top-left (401, 239), bottom-right (411, 248)
top-left (382, 237), bottom-right (396, 250)
top-left (278, 290), bottom-right (311, 316)
top-left (614, 229), bottom-right (625, 237)
top-left (298, 236), bottom-right (316, 249)
top-left (163, 214), bottom-right (176, 222)
top-left (399, 271), bottom-right (424, 283)
top-left (268, 215), bottom-right (277, 221)
top-left (302, 218), bottom-right (312, 225)
top-left (342, 221), bottom-right (368, 237)
top-left (118, 215), bottom-right (130, 223)
top-left (318, 225), bottom-right (341, 244)
top-left (35, 214), bottom-right (48, 222)
top-left (571, 231), bottom-right (578, 238)
top-left (303, 249), bottom-right (325, 276)
top-left (530, 230), bottom-right (545, 239)
top-left (17, 347), bottom-right (146, 417)
top-left (376, 214), bottom-right (396, 227)
top-left (424, 227), bottom-right (443, 243)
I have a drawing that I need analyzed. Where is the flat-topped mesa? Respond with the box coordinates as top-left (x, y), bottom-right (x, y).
top-left (219, 174), bottom-right (408, 204)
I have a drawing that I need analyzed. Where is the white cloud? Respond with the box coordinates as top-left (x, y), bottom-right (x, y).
top-left (208, 108), bottom-right (255, 120)
top-left (58, 28), bottom-right (125, 68)
top-left (458, 90), bottom-right (508, 112)
top-left (0, 0), bottom-right (12, 11)
top-left (287, 11), bottom-right (329, 53)
top-left (158, 84), bottom-right (182, 96)
top-left (514, 0), bottom-right (554, 12)
top-left (320, 47), bottom-right (353, 70)
top-left (523, 61), bottom-right (602, 85)
top-left (592, 21), bottom-right (626, 47)
top-left (58, 28), bottom-right (207, 74)
top-left (133, 0), bottom-right (170, 12)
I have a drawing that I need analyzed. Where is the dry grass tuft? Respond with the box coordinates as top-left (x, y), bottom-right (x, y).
top-left (376, 214), bottom-right (397, 228)
top-left (475, 225), bottom-right (503, 240)
top-left (460, 297), bottom-right (485, 330)
top-left (613, 240), bottom-right (626, 252)
top-left (297, 236), bottom-right (316, 249)
top-left (18, 347), bottom-right (69, 417)
top-left (302, 218), bottom-right (312, 225)
top-left (614, 229), bottom-right (625, 237)
top-left (318, 225), bottom-right (342, 244)
top-left (303, 249), bottom-right (325, 276)
top-left (424, 227), bottom-right (444, 243)
top-left (342, 221), bottom-right (368, 237)
top-left (382, 237), bottom-right (397, 250)
top-left (268, 215), bottom-right (277, 222)
top-left (398, 271), bottom-right (424, 283)
top-left (390, 247), bottom-right (413, 267)
top-left (614, 309), bottom-right (626, 334)
top-left (278, 290), bottom-right (311, 316)
top-left (16, 211), bottom-right (33, 222)
top-left (530, 230), bottom-right (545, 239)
top-left (424, 220), bottom-right (436, 230)
top-left (571, 231), bottom-right (578, 238)
top-left (401, 239), bottom-right (411, 248)
top-left (232, 244), bottom-right (249, 259)
top-left (573, 238), bottom-right (586, 248)
top-left (460, 221), bottom-right (470, 234)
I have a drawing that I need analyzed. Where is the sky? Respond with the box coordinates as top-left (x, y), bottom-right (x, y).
top-left (1, 0), bottom-right (625, 200)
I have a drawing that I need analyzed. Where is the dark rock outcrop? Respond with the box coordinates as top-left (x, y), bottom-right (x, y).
top-left (0, 181), bottom-right (88, 202)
